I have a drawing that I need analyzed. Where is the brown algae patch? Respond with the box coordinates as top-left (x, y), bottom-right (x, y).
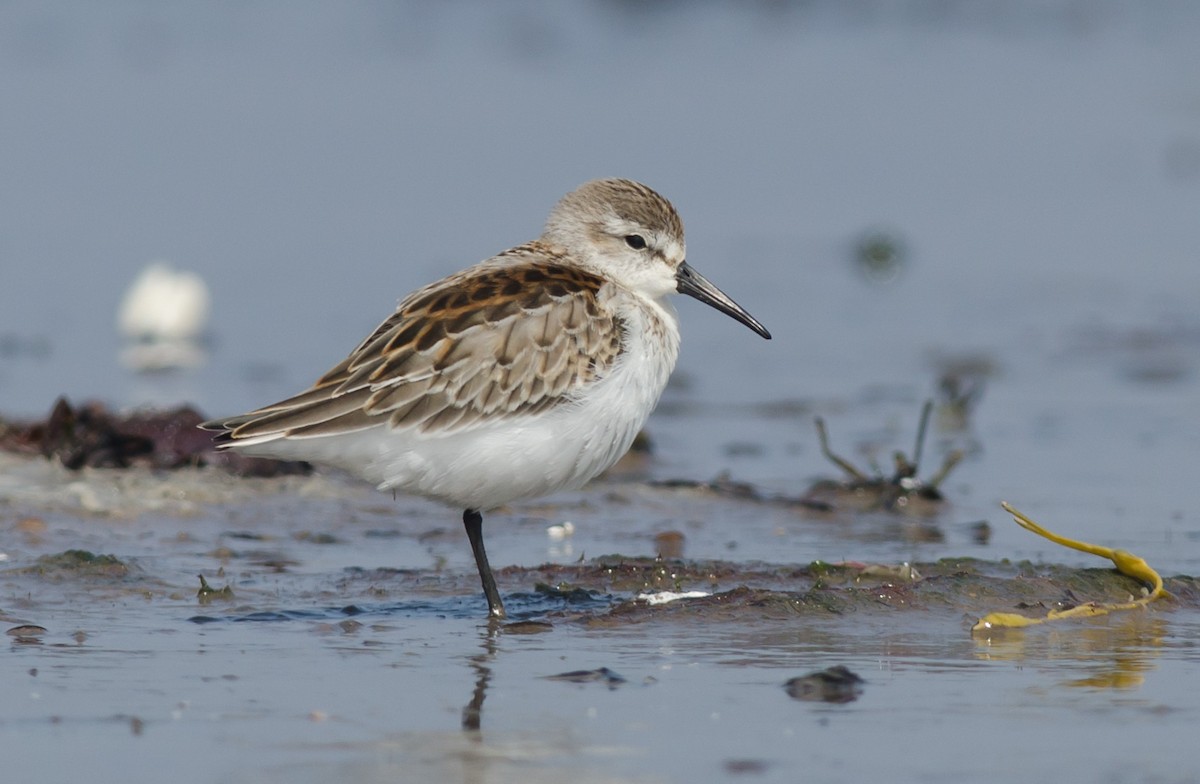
top-left (0, 396), bottom-right (309, 475)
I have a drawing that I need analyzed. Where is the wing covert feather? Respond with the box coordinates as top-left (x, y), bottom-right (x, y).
top-left (220, 250), bottom-right (626, 442)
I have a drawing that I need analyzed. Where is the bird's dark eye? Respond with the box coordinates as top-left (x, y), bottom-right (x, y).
top-left (624, 234), bottom-right (647, 250)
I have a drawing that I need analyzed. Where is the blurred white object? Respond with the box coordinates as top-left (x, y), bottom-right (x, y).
top-left (547, 521), bottom-right (576, 540)
top-left (117, 261), bottom-right (211, 371)
top-left (118, 261), bottom-right (210, 341)
top-left (637, 590), bottom-right (710, 605)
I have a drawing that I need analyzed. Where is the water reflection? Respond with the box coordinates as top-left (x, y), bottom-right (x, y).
top-left (461, 621), bottom-right (501, 732)
top-left (973, 614), bottom-right (1169, 690)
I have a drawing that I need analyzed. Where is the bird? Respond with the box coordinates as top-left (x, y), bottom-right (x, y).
top-left (201, 178), bottom-right (771, 619)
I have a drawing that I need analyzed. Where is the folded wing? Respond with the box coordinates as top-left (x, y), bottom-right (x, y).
top-left (203, 248), bottom-right (625, 445)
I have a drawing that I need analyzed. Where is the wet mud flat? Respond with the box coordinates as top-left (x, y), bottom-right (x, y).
top-left (2, 451), bottom-right (1199, 784)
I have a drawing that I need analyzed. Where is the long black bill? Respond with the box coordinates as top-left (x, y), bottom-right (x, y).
top-left (676, 261), bottom-right (772, 340)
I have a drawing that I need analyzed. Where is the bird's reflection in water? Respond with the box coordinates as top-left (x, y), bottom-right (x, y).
top-left (462, 620), bottom-right (501, 732)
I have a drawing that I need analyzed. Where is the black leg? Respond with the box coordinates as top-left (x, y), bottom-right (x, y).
top-left (462, 509), bottom-right (506, 619)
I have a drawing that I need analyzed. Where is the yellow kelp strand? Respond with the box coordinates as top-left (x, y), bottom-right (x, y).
top-left (972, 502), bottom-right (1166, 632)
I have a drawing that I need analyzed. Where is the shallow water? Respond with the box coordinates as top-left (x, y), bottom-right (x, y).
top-left (3, 456), bottom-right (1199, 784)
top-left (3, 2), bottom-right (1200, 782)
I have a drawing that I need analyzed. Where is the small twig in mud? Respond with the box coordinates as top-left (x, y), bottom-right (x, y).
top-left (807, 401), bottom-right (965, 511)
top-left (814, 416), bottom-right (870, 483)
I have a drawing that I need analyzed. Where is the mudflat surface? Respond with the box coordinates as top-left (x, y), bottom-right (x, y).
top-left (2, 452), bottom-right (1198, 784)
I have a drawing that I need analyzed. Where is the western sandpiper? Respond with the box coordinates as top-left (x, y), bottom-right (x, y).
top-left (201, 178), bottom-right (770, 618)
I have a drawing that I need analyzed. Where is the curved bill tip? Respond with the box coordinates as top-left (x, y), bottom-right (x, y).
top-left (676, 262), bottom-right (772, 340)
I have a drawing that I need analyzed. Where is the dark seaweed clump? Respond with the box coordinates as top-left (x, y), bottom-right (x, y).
top-left (0, 396), bottom-right (308, 476)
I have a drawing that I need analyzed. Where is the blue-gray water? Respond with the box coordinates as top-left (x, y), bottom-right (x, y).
top-left (2, 3), bottom-right (1199, 782)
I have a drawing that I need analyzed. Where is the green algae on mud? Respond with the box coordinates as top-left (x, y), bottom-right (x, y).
top-left (20, 549), bottom-right (131, 579)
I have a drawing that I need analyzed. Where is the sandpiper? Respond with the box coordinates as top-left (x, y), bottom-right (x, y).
top-left (202, 178), bottom-right (770, 618)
